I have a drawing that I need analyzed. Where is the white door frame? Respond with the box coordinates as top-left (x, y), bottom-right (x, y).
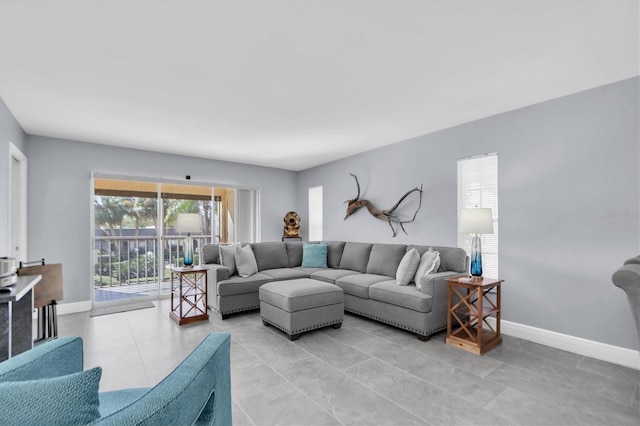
top-left (8, 143), bottom-right (27, 262)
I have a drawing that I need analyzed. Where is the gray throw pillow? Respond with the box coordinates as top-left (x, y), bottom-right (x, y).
top-left (219, 243), bottom-right (241, 276)
top-left (396, 248), bottom-right (420, 285)
top-left (235, 245), bottom-right (258, 278)
top-left (414, 248), bottom-right (441, 290)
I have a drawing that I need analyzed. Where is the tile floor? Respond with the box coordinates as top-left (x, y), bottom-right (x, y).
top-left (57, 299), bottom-right (640, 425)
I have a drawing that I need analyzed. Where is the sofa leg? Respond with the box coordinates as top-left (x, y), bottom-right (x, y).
top-left (221, 314), bottom-right (230, 320)
top-left (262, 320), bottom-right (269, 327)
top-left (332, 322), bottom-right (342, 329)
top-left (416, 334), bottom-right (430, 342)
top-left (289, 333), bottom-right (301, 341)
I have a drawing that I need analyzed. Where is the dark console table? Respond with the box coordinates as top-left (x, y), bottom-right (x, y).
top-left (18, 262), bottom-right (64, 342)
top-left (0, 274), bottom-right (42, 361)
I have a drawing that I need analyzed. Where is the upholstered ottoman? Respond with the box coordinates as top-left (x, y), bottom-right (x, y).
top-left (259, 278), bottom-right (344, 341)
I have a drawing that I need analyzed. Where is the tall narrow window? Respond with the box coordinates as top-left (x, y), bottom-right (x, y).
top-left (457, 154), bottom-right (499, 279)
top-left (236, 189), bottom-right (260, 243)
top-left (308, 186), bottom-right (323, 241)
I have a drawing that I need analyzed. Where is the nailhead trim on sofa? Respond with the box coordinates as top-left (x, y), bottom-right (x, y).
top-left (344, 306), bottom-right (446, 337)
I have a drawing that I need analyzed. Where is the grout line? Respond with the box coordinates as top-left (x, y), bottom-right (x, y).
top-left (236, 319), bottom-right (439, 425)
top-left (125, 306), bottom-right (153, 388)
top-left (231, 395), bottom-right (256, 426)
top-left (233, 338), bottom-right (345, 426)
top-left (66, 300), bottom-right (640, 425)
top-left (339, 351), bottom-right (436, 425)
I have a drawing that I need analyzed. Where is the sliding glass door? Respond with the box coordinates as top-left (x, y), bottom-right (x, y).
top-left (93, 179), bottom-right (160, 304)
top-left (160, 184), bottom-right (214, 296)
top-left (92, 177), bottom-right (259, 306)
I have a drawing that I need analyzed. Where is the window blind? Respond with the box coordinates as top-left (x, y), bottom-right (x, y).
top-left (457, 154), bottom-right (499, 279)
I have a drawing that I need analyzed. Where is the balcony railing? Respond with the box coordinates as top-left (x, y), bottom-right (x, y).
top-left (94, 235), bottom-right (213, 290)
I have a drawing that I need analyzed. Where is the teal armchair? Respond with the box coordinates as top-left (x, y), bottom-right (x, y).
top-left (0, 332), bottom-right (232, 425)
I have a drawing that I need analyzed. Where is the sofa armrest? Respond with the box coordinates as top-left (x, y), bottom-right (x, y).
top-left (201, 264), bottom-right (230, 299)
top-left (612, 264), bottom-right (640, 295)
top-left (612, 263), bottom-right (640, 342)
top-left (419, 271), bottom-right (466, 296)
top-left (0, 337), bottom-right (84, 382)
top-left (623, 256), bottom-right (640, 266)
top-left (96, 332), bottom-right (232, 426)
top-left (419, 271), bottom-right (467, 322)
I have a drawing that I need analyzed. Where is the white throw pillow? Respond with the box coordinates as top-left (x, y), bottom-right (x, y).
top-left (219, 243), bottom-right (241, 276)
top-left (396, 248), bottom-right (420, 285)
top-left (414, 248), bottom-right (441, 290)
top-left (235, 245), bottom-right (258, 278)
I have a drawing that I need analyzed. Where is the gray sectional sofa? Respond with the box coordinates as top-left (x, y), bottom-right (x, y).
top-left (201, 241), bottom-right (468, 341)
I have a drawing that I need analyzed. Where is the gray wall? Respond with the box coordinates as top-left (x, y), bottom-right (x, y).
top-left (2, 77), bottom-right (639, 350)
top-left (25, 136), bottom-right (297, 305)
top-left (0, 98), bottom-right (27, 254)
top-left (297, 77), bottom-right (640, 350)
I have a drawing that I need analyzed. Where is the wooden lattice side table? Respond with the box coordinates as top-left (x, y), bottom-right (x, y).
top-left (445, 276), bottom-right (505, 355)
top-left (170, 266), bottom-right (209, 325)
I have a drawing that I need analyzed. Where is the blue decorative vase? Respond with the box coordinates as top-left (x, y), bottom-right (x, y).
top-left (183, 234), bottom-right (194, 267)
top-left (470, 236), bottom-right (482, 277)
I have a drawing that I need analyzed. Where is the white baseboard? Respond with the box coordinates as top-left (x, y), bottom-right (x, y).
top-left (56, 300), bottom-right (92, 315)
top-left (52, 301), bottom-right (639, 370)
top-left (487, 317), bottom-right (640, 370)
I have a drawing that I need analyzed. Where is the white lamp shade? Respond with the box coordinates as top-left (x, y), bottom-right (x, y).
top-left (459, 208), bottom-right (493, 234)
top-left (175, 213), bottom-right (201, 234)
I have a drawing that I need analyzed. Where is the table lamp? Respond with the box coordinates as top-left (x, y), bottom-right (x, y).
top-left (459, 208), bottom-right (493, 279)
top-left (175, 213), bottom-right (201, 267)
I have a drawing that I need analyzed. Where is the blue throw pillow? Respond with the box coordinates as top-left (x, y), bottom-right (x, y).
top-left (0, 367), bottom-right (102, 425)
top-left (302, 243), bottom-right (328, 268)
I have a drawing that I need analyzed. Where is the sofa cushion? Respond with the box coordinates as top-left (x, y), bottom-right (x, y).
top-left (369, 281), bottom-right (433, 313)
top-left (219, 244), bottom-right (241, 276)
top-left (310, 269), bottom-right (360, 284)
top-left (366, 244), bottom-right (406, 277)
top-left (235, 245), bottom-right (258, 278)
top-left (294, 266), bottom-right (327, 275)
top-left (260, 268), bottom-right (310, 281)
top-left (217, 273), bottom-right (274, 296)
top-left (285, 242), bottom-right (304, 267)
top-left (302, 243), bottom-right (328, 268)
top-left (252, 242), bottom-right (290, 271)
top-left (0, 367), bottom-right (102, 425)
top-left (335, 273), bottom-right (390, 298)
top-left (339, 242), bottom-right (373, 273)
top-left (201, 243), bottom-right (220, 264)
top-left (326, 241), bottom-right (346, 269)
top-left (396, 248), bottom-right (420, 285)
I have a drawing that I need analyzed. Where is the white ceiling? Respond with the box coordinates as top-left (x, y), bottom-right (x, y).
top-left (1, 1), bottom-right (638, 171)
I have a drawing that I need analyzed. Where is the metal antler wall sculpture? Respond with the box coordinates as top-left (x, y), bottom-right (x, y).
top-left (344, 173), bottom-right (423, 237)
